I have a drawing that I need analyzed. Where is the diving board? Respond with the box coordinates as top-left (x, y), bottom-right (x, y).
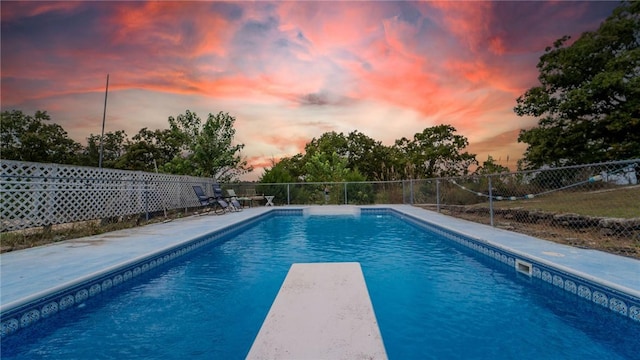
top-left (246, 262), bottom-right (387, 359)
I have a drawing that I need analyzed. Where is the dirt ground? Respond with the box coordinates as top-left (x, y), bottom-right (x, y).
top-left (417, 205), bottom-right (640, 260)
top-left (0, 209), bottom-right (192, 253)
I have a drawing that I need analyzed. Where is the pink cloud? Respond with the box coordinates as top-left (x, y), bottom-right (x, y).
top-left (106, 2), bottom-right (233, 57)
top-left (427, 1), bottom-right (494, 54)
top-left (276, 2), bottom-right (387, 55)
top-left (1, 1), bottom-right (619, 180)
top-left (0, 1), bottom-right (83, 22)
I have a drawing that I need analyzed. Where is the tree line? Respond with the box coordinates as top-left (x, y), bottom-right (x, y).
top-left (0, 108), bottom-right (503, 182)
top-left (0, 109), bottom-right (251, 183)
top-left (1, 2), bottom-right (637, 182)
top-left (259, 125), bottom-right (509, 184)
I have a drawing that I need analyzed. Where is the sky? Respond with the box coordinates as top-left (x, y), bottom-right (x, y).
top-left (1, 1), bottom-right (619, 180)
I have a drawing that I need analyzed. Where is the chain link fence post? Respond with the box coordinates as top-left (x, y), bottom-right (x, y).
top-left (344, 182), bottom-right (348, 205)
top-left (488, 176), bottom-right (494, 227)
top-left (436, 179), bottom-right (441, 213)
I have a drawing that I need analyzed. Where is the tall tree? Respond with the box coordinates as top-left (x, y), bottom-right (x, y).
top-left (0, 110), bottom-right (82, 164)
top-left (259, 154), bottom-right (305, 183)
top-left (303, 152), bottom-right (352, 183)
top-left (194, 111), bottom-right (252, 180)
top-left (301, 130), bottom-right (393, 181)
top-left (304, 131), bottom-right (349, 159)
top-left (161, 110), bottom-right (251, 181)
top-left (80, 130), bottom-right (129, 168)
top-left (515, 1), bottom-right (640, 168)
top-left (345, 131), bottom-right (389, 181)
top-left (475, 155), bottom-right (510, 175)
top-left (116, 128), bottom-right (180, 172)
top-left (393, 125), bottom-right (477, 178)
top-left (166, 109), bottom-right (201, 152)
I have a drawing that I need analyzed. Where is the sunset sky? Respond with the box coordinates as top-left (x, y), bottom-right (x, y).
top-left (1, 1), bottom-right (619, 180)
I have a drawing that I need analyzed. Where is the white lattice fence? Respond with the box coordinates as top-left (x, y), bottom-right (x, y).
top-left (1, 160), bottom-right (218, 232)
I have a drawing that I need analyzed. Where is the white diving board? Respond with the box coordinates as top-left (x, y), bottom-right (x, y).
top-left (246, 262), bottom-right (387, 359)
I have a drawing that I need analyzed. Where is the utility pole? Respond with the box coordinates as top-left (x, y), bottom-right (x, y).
top-left (98, 74), bottom-right (109, 169)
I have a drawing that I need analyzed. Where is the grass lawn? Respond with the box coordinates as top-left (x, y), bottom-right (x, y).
top-left (476, 186), bottom-right (640, 218)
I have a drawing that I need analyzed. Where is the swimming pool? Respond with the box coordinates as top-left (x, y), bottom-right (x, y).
top-left (2, 211), bottom-right (639, 359)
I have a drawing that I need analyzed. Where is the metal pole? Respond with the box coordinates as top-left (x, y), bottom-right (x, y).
top-left (436, 179), bottom-right (441, 212)
top-left (287, 183), bottom-right (290, 205)
top-left (98, 74), bottom-right (109, 169)
top-left (344, 182), bottom-right (347, 205)
top-left (410, 179), bottom-right (414, 204)
top-left (488, 176), bottom-right (495, 227)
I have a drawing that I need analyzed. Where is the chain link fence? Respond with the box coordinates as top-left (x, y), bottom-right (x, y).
top-left (2, 159), bottom-right (639, 257)
top-left (410, 159), bottom-right (640, 258)
top-left (227, 159), bottom-right (639, 258)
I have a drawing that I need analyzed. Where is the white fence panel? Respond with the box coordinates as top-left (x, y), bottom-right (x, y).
top-left (1, 160), bottom-right (217, 232)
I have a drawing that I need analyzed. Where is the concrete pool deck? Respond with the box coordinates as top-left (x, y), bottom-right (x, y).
top-left (2, 205), bottom-right (639, 333)
top-left (0, 207), bottom-right (272, 310)
top-left (398, 206), bottom-right (640, 295)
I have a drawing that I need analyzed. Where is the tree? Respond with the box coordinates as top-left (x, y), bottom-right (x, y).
top-left (300, 130), bottom-right (393, 181)
top-left (345, 131), bottom-right (390, 181)
top-left (259, 131), bottom-right (374, 203)
top-left (80, 130), bottom-right (129, 168)
top-left (303, 151), bottom-right (352, 183)
top-left (304, 131), bottom-right (349, 159)
top-left (161, 110), bottom-right (252, 181)
top-left (393, 125), bottom-right (477, 178)
top-left (194, 111), bottom-right (252, 180)
top-left (260, 156), bottom-right (302, 183)
top-left (515, 1), bottom-right (640, 168)
top-left (475, 155), bottom-right (510, 175)
top-left (259, 155), bottom-right (305, 204)
top-left (298, 132), bottom-right (352, 182)
top-left (0, 110), bottom-right (82, 164)
top-left (261, 126), bottom-right (476, 184)
top-left (115, 128), bottom-right (180, 172)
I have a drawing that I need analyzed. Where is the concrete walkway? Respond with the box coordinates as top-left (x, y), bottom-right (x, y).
top-left (0, 207), bottom-right (272, 311)
top-left (395, 205), bottom-right (640, 296)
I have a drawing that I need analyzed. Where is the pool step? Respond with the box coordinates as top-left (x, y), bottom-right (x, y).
top-left (303, 205), bottom-right (361, 217)
top-left (246, 262), bottom-right (387, 359)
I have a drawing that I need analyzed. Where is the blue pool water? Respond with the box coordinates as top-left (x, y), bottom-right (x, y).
top-left (2, 214), bottom-right (639, 359)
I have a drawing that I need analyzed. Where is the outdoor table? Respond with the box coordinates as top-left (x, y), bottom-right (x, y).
top-left (265, 196), bottom-right (275, 206)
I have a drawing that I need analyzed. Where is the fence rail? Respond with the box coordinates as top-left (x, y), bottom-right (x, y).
top-left (2, 159), bottom-right (639, 256)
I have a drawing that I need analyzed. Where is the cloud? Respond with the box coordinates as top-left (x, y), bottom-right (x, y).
top-left (1, 1), bottom-right (84, 22)
top-left (0, 1), bottom-right (619, 180)
top-left (296, 92), bottom-right (353, 107)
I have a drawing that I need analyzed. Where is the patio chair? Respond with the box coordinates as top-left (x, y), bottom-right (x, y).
top-left (212, 183), bottom-right (241, 212)
top-left (226, 189), bottom-right (251, 209)
top-left (192, 185), bottom-right (229, 215)
top-left (244, 188), bottom-right (266, 206)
